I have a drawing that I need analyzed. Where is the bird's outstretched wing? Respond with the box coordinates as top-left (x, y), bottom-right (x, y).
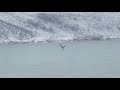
top-left (59, 44), bottom-right (63, 48)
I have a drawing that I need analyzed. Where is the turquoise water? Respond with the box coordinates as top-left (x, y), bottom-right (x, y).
top-left (0, 40), bottom-right (120, 78)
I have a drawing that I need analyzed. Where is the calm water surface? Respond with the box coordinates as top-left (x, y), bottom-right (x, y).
top-left (0, 40), bottom-right (120, 78)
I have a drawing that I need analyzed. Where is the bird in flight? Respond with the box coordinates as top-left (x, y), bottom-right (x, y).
top-left (59, 44), bottom-right (66, 51)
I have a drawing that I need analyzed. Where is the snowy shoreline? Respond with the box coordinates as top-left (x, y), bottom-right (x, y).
top-left (0, 37), bottom-right (120, 45)
top-left (0, 12), bottom-right (120, 44)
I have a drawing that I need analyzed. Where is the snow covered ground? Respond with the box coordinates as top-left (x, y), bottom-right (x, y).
top-left (0, 12), bottom-right (120, 43)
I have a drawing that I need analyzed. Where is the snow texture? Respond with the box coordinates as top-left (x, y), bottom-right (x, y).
top-left (0, 12), bottom-right (120, 43)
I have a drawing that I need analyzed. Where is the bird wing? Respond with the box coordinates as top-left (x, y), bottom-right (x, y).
top-left (59, 44), bottom-right (63, 48)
